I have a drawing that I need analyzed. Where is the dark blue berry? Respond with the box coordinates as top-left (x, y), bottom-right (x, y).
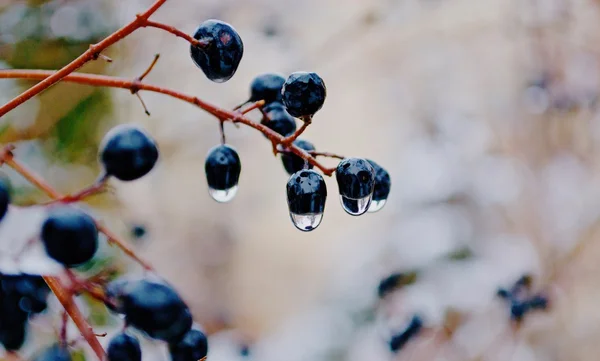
top-left (0, 179), bottom-right (10, 222)
top-left (249, 73), bottom-right (285, 104)
top-left (527, 294), bottom-right (549, 310)
top-left (107, 333), bottom-right (142, 361)
top-left (336, 158), bottom-right (375, 215)
top-left (281, 72), bottom-right (326, 118)
top-left (2, 273), bottom-right (50, 314)
top-left (205, 144), bottom-right (241, 191)
top-left (131, 224), bottom-right (147, 239)
top-left (263, 104), bottom-right (297, 137)
top-left (366, 160), bottom-right (391, 202)
top-left (240, 344), bottom-right (250, 357)
top-left (190, 20), bottom-right (243, 83)
top-left (389, 315), bottom-right (423, 353)
top-left (510, 301), bottom-right (529, 321)
top-left (41, 206), bottom-right (98, 267)
top-left (496, 288), bottom-right (511, 300)
top-left (0, 323), bottom-right (25, 351)
top-left (106, 279), bottom-right (192, 343)
top-left (281, 139), bottom-right (315, 175)
top-left (377, 273), bottom-right (403, 299)
top-left (286, 170), bottom-right (327, 231)
top-left (32, 345), bottom-right (72, 361)
top-left (169, 329), bottom-right (209, 361)
top-left (100, 124), bottom-right (159, 181)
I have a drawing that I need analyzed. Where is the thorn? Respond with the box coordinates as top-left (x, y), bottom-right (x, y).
top-left (138, 54), bottom-right (160, 82)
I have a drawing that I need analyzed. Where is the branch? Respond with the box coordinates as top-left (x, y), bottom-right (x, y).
top-left (0, 0), bottom-right (168, 117)
top-left (142, 20), bottom-right (210, 48)
top-left (0, 70), bottom-right (336, 176)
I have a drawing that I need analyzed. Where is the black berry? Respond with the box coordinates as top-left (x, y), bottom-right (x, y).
top-left (263, 103), bottom-right (297, 137)
top-left (0, 322), bottom-right (25, 351)
top-left (389, 315), bottom-right (423, 353)
top-left (281, 72), bottom-right (326, 118)
top-left (281, 139), bottom-right (315, 175)
top-left (527, 294), bottom-right (549, 310)
top-left (510, 300), bottom-right (529, 321)
top-left (190, 20), bottom-right (243, 83)
top-left (32, 345), bottom-right (72, 361)
top-left (107, 333), bottom-right (142, 361)
top-left (286, 169), bottom-right (327, 231)
top-left (366, 160), bottom-right (391, 212)
top-left (1, 273), bottom-right (50, 314)
top-left (249, 73), bottom-right (285, 104)
top-left (0, 179), bottom-right (9, 222)
top-left (100, 124), bottom-right (159, 181)
top-left (41, 206), bottom-right (98, 267)
top-left (335, 158), bottom-right (375, 216)
top-left (205, 145), bottom-right (241, 202)
top-left (169, 329), bottom-right (209, 361)
top-left (377, 273), bottom-right (402, 299)
top-left (105, 279), bottom-right (192, 343)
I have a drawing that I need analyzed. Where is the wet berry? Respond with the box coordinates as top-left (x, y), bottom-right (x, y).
top-left (190, 20), bottom-right (243, 83)
top-left (281, 139), bottom-right (315, 175)
top-left (107, 333), bottom-right (142, 361)
top-left (41, 206), bottom-right (98, 267)
top-left (0, 179), bottom-right (9, 222)
top-left (205, 144), bottom-right (241, 203)
top-left (169, 329), bottom-right (209, 361)
top-left (249, 73), bottom-right (285, 104)
top-left (286, 169), bottom-right (327, 231)
top-left (105, 279), bottom-right (192, 343)
top-left (335, 158), bottom-right (375, 216)
top-left (263, 103), bottom-right (297, 137)
top-left (281, 72), bottom-right (326, 118)
top-left (366, 160), bottom-right (391, 213)
top-left (32, 345), bottom-right (72, 361)
top-left (389, 315), bottom-right (423, 353)
top-left (100, 124), bottom-right (159, 181)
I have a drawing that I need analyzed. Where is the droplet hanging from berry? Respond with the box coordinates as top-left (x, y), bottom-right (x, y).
top-left (335, 158), bottom-right (375, 216)
top-left (205, 144), bottom-right (242, 203)
top-left (286, 169), bottom-right (327, 231)
top-left (366, 160), bottom-right (391, 213)
top-left (281, 72), bottom-right (326, 118)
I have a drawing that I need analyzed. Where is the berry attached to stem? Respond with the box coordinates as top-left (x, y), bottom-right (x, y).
top-left (286, 169), bottom-right (327, 231)
top-left (190, 20), bottom-right (244, 83)
top-left (205, 144), bottom-right (242, 203)
top-left (281, 72), bottom-right (326, 118)
top-left (169, 329), bottom-right (209, 361)
top-left (249, 73), bottom-right (286, 104)
top-left (281, 139), bottom-right (315, 175)
top-left (335, 158), bottom-right (375, 216)
top-left (262, 102), bottom-right (297, 137)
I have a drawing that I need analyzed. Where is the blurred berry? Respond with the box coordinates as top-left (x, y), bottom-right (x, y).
top-left (390, 315), bottom-right (423, 353)
top-left (0, 179), bottom-right (9, 222)
top-left (32, 345), bottom-right (72, 361)
top-left (281, 139), bottom-right (315, 175)
top-left (169, 329), bottom-right (209, 361)
top-left (527, 294), bottom-right (549, 310)
top-left (107, 333), bottom-right (142, 361)
top-left (377, 273), bottom-right (403, 299)
top-left (286, 169), bottom-right (327, 231)
top-left (510, 301), bottom-right (529, 321)
top-left (249, 73), bottom-right (285, 104)
top-left (366, 160), bottom-right (391, 213)
top-left (281, 72), bottom-right (326, 118)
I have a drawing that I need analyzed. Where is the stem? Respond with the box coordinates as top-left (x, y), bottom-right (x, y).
top-left (281, 116), bottom-right (311, 147)
top-left (240, 100), bottom-right (265, 114)
top-left (0, 70), bottom-right (334, 176)
top-left (0, 0), bottom-right (168, 117)
top-left (308, 151), bottom-right (345, 160)
top-left (142, 20), bottom-right (210, 48)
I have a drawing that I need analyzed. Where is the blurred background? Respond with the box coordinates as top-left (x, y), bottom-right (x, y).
top-left (2, 0), bottom-right (600, 360)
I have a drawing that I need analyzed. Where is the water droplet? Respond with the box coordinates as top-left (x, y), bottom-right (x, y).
top-left (290, 212), bottom-right (323, 231)
top-left (208, 186), bottom-right (238, 203)
top-left (340, 194), bottom-right (372, 216)
top-left (368, 199), bottom-right (387, 213)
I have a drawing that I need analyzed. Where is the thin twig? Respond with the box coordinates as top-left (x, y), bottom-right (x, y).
top-left (308, 151), bottom-right (345, 160)
top-left (142, 20), bottom-right (210, 48)
top-left (240, 100), bottom-right (265, 114)
top-left (137, 54), bottom-right (160, 82)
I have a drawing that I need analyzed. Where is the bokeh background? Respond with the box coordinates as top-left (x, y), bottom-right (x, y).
top-left (2, 0), bottom-right (600, 360)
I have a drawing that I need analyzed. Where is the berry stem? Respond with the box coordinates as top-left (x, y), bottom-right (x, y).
top-left (308, 151), bottom-right (345, 160)
top-left (0, 0), bottom-right (168, 118)
top-left (137, 54), bottom-right (161, 82)
top-left (0, 70), bottom-right (335, 176)
top-left (142, 20), bottom-right (210, 48)
top-left (0, 146), bottom-right (154, 271)
top-left (239, 100), bottom-right (265, 114)
top-left (281, 116), bottom-right (311, 147)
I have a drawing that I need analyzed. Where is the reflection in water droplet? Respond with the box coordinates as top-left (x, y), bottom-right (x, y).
top-left (208, 186), bottom-right (238, 203)
top-left (290, 212), bottom-right (323, 231)
top-left (368, 199), bottom-right (387, 213)
top-left (340, 194), bottom-right (372, 216)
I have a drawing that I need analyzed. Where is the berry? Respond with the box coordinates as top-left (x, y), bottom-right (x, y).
top-left (190, 20), bottom-right (243, 83)
top-left (106, 279), bottom-right (192, 343)
top-left (377, 273), bottom-right (403, 299)
top-left (527, 294), bottom-right (549, 310)
top-left (100, 124), bottom-right (159, 181)
top-left (32, 345), bottom-right (72, 361)
top-left (249, 73), bottom-right (285, 104)
top-left (0, 179), bottom-right (9, 222)
top-left (281, 139), bottom-right (315, 175)
top-left (335, 158), bottom-right (375, 216)
top-left (286, 169), bottom-right (327, 231)
top-left (389, 315), bottom-right (423, 353)
top-left (1, 273), bottom-right (50, 314)
top-left (263, 103), bottom-right (297, 137)
top-left (496, 288), bottom-right (511, 300)
top-left (205, 144), bottom-right (241, 203)
top-left (0, 323), bottom-right (25, 351)
top-left (169, 329), bottom-right (209, 361)
top-left (366, 160), bottom-right (391, 213)
top-left (281, 72), bottom-right (326, 118)
top-left (107, 333), bottom-right (142, 361)
top-left (41, 206), bottom-right (98, 267)
top-left (510, 300), bottom-right (529, 321)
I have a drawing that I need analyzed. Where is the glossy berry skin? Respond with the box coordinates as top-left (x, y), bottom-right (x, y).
top-left (107, 333), bottom-right (142, 361)
top-left (249, 73), bottom-right (285, 104)
top-left (367, 160), bottom-right (391, 202)
top-left (286, 170), bottom-right (327, 215)
top-left (41, 206), bottom-right (98, 267)
top-left (205, 145), bottom-right (241, 190)
top-left (100, 124), bottom-right (159, 181)
top-left (335, 158), bottom-right (375, 199)
top-left (281, 139), bottom-right (315, 175)
top-left (106, 279), bottom-right (192, 343)
top-left (0, 180), bottom-right (9, 222)
top-left (263, 103), bottom-right (297, 137)
top-left (190, 20), bottom-right (243, 83)
top-left (281, 72), bottom-right (326, 118)
top-left (32, 345), bottom-right (72, 361)
top-left (389, 315), bottom-right (423, 353)
top-left (169, 329), bottom-right (209, 361)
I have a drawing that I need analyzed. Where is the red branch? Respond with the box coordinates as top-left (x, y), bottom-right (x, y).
top-left (0, 70), bottom-right (338, 175)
